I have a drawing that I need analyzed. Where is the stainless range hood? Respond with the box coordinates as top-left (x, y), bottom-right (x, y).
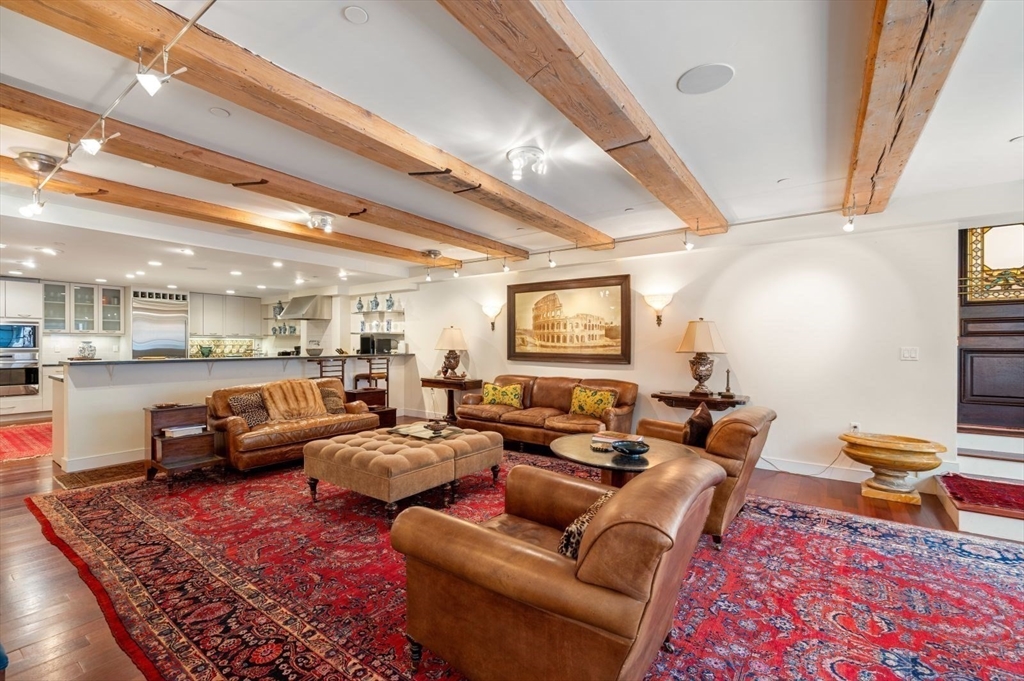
top-left (278, 295), bottom-right (328, 320)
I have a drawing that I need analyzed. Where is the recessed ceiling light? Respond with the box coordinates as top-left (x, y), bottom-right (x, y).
top-left (676, 63), bottom-right (735, 95)
top-left (230, 270), bottom-right (242, 275)
top-left (1011, 135), bottom-right (1023, 143)
top-left (178, 248), bottom-right (194, 255)
top-left (9, 270), bottom-right (23, 276)
top-left (343, 5), bottom-right (369, 24)
top-left (777, 178), bottom-right (790, 183)
top-left (126, 274), bottom-right (135, 279)
top-left (209, 107), bottom-right (231, 118)
top-left (22, 261), bottom-right (37, 269)
top-left (295, 278), bottom-right (305, 285)
top-left (148, 261), bottom-right (162, 266)
top-left (0, 244), bottom-right (6, 249)
top-left (95, 278), bottom-right (107, 283)
top-left (257, 285), bottom-right (266, 289)
top-left (141, 162), bottom-right (156, 168)
top-left (226, 289), bottom-right (235, 294)
top-left (272, 261), bottom-right (283, 268)
top-left (136, 271), bottom-right (145, 275)
top-left (37, 247), bottom-right (60, 255)
top-left (167, 284), bottom-right (178, 289)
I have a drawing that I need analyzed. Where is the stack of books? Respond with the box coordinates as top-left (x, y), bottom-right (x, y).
top-left (162, 425), bottom-right (206, 438)
top-left (590, 431), bottom-right (643, 452)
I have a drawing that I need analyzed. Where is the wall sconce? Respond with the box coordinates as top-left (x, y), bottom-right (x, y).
top-left (482, 303), bottom-right (504, 331)
top-left (643, 293), bottom-right (674, 327)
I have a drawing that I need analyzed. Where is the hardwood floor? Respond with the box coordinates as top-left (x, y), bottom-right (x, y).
top-left (0, 451), bottom-right (955, 681)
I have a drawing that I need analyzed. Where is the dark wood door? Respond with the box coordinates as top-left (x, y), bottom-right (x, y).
top-left (958, 228), bottom-right (1024, 434)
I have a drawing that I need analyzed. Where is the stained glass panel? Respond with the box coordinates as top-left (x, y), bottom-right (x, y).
top-left (964, 224), bottom-right (1024, 302)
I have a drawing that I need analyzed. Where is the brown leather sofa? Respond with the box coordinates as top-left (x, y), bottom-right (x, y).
top-left (638, 406), bottom-right (777, 548)
top-left (207, 378), bottom-right (379, 471)
top-left (455, 375), bottom-right (638, 445)
top-left (391, 457), bottom-right (725, 681)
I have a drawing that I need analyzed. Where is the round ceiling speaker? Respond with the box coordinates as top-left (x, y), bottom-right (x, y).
top-left (14, 151), bottom-right (62, 175)
top-left (676, 64), bottom-right (735, 95)
top-left (343, 6), bottom-right (369, 24)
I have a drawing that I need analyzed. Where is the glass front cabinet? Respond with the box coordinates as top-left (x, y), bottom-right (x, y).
top-left (42, 282), bottom-right (125, 335)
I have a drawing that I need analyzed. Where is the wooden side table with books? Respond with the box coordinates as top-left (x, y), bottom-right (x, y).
top-left (144, 404), bottom-right (224, 488)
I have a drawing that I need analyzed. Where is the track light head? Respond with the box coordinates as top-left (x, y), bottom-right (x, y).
top-left (453, 269), bottom-right (460, 278)
top-left (19, 189), bottom-right (44, 218)
top-left (502, 259), bottom-right (510, 273)
top-left (548, 252), bottom-right (556, 268)
top-left (136, 66), bottom-right (187, 96)
top-left (843, 216), bottom-right (855, 233)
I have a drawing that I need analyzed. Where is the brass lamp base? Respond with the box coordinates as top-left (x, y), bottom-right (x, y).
top-left (688, 352), bottom-right (715, 396)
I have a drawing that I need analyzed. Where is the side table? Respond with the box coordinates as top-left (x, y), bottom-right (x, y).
top-left (421, 377), bottom-right (484, 423)
top-left (651, 392), bottom-right (749, 411)
top-left (144, 404), bottom-right (224, 488)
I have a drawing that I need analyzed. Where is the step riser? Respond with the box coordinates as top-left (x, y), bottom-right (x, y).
top-left (959, 457), bottom-right (1024, 480)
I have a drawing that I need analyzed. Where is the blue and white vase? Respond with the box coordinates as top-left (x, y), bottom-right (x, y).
top-left (355, 297), bottom-right (364, 312)
top-left (370, 294), bottom-right (380, 311)
top-left (385, 294), bottom-right (395, 311)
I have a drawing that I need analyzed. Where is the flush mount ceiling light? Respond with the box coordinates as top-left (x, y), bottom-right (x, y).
top-left (343, 5), bottom-right (369, 24)
top-left (80, 118), bottom-right (121, 155)
top-left (136, 47), bottom-right (188, 97)
top-left (307, 211), bottom-right (334, 233)
top-left (18, 189), bottom-right (45, 218)
top-left (14, 152), bottom-right (62, 175)
top-left (507, 146), bottom-right (547, 181)
top-left (676, 63), bottom-right (735, 94)
top-left (209, 107), bottom-right (231, 118)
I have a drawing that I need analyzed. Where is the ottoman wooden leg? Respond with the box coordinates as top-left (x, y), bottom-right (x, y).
top-left (407, 635), bottom-right (422, 671)
top-left (491, 464), bottom-right (500, 485)
top-left (448, 479), bottom-right (460, 506)
top-left (307, 477), bottom-right (319, 502)
top-left (385, 502), bottom-right (398, 522)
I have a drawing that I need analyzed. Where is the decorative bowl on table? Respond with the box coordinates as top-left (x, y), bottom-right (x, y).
top-left (612, 441), bottom-right (650, 458)
top-left (306, 348), bottom-right (324, 356)
top-left (425, 420), bottom-right (447, 434)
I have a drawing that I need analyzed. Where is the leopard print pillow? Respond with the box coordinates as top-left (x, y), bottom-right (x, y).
top-left (557, 490), bottom-right (616, 559)
top-left (228, 391), bottom-right (269, 428)
top-left (319, 387), bottom-right (346, 415)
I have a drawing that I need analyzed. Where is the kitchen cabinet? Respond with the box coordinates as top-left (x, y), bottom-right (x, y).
top-left (189, 294), bottom-right (204, 335)
top-left (224, 296), bottom-right (244, 335)
top-left (1, 279), bottom-right (43, 319)
top-left (243, 297), bottom-right (262, 337)
top-left (99, 287), bottom-right (123, 333)
top-left (189, 292), bottom-right (262, 337)
top-left (41, 367), bottom-right (63, 411)
top-left (39, 282), bottom-right (124, 334)
top-left (0, 393), bottom-right (44, 416)
top-left (43, 283), bottom-right (68, 331)
top-left (71, 284), bottom-right (96, 332)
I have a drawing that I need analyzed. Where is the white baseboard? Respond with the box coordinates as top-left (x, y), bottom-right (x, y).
top-left (399, 409), bottom-right (435, 419)
top-left (63, 448), bottom-right (144, 473)
top-left (756, 456), bottom-right (959, 494)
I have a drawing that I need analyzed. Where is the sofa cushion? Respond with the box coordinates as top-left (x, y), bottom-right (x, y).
top-left (570, 386), bottom-right (618, 418)
top-left (319, 387), bottom-right (346, 414)
top-left (262, 379), bottom-right (327, 421)
top-left (482, 382), bottom-right (524, 409)
top-left (545, 414), bottom-right (606, 434)
top-left (531, 377), bottom-right (580, 410)
top-left (558, 490), bottom-right (616, 559)
top-left (684, 403), bottom-right (714, 448)
top-left (228, 391), bottom-right (269, 428)
top-left (237, 414), bottom-right (376, 452)
top-left (500, 407), bottom-right (565, 428)
top-left (455, 403), bottom-right (519, 422)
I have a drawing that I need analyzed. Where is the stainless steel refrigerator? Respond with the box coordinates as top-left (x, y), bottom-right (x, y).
top-left (131, 290), bottom-right (189, 359)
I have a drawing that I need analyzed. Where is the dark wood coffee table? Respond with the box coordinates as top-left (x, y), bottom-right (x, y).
top-left (549, 433), bottom-right (698, 487)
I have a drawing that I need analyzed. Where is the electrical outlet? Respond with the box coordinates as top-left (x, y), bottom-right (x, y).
top-left (849, 422), bottom-right (861, 433)
top-left (900, 347), bottom-right (919, 361)
top-left (112, 344), bottom-right (119, 352)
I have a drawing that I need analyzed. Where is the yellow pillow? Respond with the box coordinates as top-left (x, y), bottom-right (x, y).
top-left (570, 386), bottom-right (618, 418)
top-left (482, 382), bottom-right (523, 409)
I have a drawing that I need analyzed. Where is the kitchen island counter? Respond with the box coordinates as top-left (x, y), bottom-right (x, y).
top-left (59, 353), bottom-right (414, 366)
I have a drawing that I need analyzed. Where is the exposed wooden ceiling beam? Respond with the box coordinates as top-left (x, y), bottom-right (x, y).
top-left (0, 84), bottom-right (528, 261)
top-left (0, 156), bottom-right (461, 268)
top-left (1, 0), bottom-right (614, 249)
top-left (437, 0), bottom-right (728, 236)
top-left (845, 0), bottom-right (982, 215)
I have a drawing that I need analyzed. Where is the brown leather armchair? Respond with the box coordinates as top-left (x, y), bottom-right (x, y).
top-left (637, 406), bottom-right (776, 549)
top-left (391, 458), bottom-right (726, 681)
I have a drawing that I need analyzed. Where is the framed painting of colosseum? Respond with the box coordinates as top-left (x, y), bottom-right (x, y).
top-left (507, 274), bottom-right (631, 364)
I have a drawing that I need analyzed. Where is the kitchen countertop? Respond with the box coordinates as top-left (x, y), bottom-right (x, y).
top-left (49, 374), bottom-right (65, 382)
top-left (59, 354), bottom-right (414, 366)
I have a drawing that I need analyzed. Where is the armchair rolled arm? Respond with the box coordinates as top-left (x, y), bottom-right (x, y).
top-left (209, 415), bottom-right (250, 438)
top-left (601, 404), bottom-right (635, 432)
top-left (505, 465), bottom-right (614, 530)
top-left (461, 393), bottom-right (483, 405)
top-left (391, 507), bottom-right (642, 638)
top-left (344, 400), bottom-right (369, 414)
top-left (636, 418), bottom-right (687, 444)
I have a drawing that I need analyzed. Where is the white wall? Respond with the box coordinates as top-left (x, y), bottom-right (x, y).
top-left (41, 333), bottom-right (132, 364)
top-left (388, 225), bottom-right (959, 480)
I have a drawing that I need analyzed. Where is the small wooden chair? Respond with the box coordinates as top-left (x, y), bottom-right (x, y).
top-left (354, 357), bottom-right (391, 405)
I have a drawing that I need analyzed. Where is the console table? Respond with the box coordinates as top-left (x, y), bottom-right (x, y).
top-left (651, 392), bottom-right (749, 411)
top-left (421, 377), bottom-right (483, 423)
top-left (143, 404), bottom-right (224, 488)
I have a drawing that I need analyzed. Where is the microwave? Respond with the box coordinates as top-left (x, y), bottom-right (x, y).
top-left (0, 322), bottom-right (39, 350)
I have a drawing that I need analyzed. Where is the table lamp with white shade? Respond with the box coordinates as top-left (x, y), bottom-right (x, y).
top-left (435, 326), bottom-right (469, 377)
top-left (676, 318), bottom-right (727, 396)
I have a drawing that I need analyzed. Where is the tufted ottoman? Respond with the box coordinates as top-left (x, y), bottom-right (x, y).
top-left (303, 427), bottom-right (504, 520)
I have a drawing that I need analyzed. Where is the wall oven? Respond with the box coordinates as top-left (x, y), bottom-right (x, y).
top-left (0, 322), bottom-right (40, 397)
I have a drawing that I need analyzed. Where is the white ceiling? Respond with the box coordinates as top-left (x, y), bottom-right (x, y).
top-left (0, 0), bottom-right (1021, 292)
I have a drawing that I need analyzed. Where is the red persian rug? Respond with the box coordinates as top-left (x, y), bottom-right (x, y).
top-left (940, 472), bottom-right (1024, 514)
top-left (0, 421), bottom-right (51, 462)
top-left (28, 453), bottom-right (1024, 681)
